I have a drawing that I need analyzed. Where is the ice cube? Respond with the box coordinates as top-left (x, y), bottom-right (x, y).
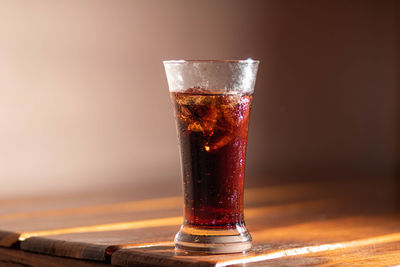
top-left (188, 121), bottom-right (203, 132)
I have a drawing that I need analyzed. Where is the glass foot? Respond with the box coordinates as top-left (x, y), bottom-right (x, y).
top-left (174, 224), bottom-right (252, 254)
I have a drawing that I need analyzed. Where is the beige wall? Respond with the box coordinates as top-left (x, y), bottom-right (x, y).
top-left (0, 0), bottom-right (398, 198)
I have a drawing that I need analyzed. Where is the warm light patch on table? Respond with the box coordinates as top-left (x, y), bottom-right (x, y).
top-left (18, 216), bottom-right (182, 241)
top-left (17, 198), bottom-right (331, 242)
top-left (215, 232), bottom-right (400, 266)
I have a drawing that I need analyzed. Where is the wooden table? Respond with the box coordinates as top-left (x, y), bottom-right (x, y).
top-left (1, 177), bottom-right (399, 266)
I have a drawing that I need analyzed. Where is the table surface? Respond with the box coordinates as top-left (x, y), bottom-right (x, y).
top-left (1, 177), bottom-right (400, 266)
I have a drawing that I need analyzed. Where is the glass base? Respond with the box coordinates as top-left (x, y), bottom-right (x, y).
top-left (174, 224), bottom-right (252, 254)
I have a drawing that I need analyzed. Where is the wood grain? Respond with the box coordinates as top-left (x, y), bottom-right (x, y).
top-left (0, 231), bottom-right (20, 247)
top-left (111, 215), bottom-right (400, 266)
top-left (0, 179), bottom-right (399, 266)
top-left (18, 198), bottom-right (339, 261)
top-left (0, 246), bottom-right (109, 267)
top-left (241, 241), bottom-right (400, 266)
top-left (0, 182), bottom-right (324, 249)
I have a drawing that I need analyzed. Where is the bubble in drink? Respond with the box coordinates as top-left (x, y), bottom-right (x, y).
top-left (171, 88), bottom-right (253, 228)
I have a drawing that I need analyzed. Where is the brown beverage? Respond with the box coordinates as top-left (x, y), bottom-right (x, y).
top-left (171, 87), bottom-right (253, 229)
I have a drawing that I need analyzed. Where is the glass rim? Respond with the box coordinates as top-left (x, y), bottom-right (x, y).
top-left (163, 59), bottom-right (259, 64)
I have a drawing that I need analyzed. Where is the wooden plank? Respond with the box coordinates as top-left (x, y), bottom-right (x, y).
top-left (17, 198), bottom-right (335, 261)
top-left (19, 226), bottom-right (178, 261)
top-left (0, 246), bottom-right (110, 267)
top-left (17, 197), bottom-right (391, 263)
top-left (20, 237), bottom-right (110, 261)
top-left (0, 231), bottom-right (20, 247)
top-left (112, 246), bottom-right (213, 267)
top-left (0, 180), bottom-right (384, 233)
top-left (0, 196), bottom-right (183, 248)
top-left (111, 215), bottom-right (400, 266)
top-left (0, 182), bottom-right (325, 250)
top-left (1, 178), bottom-right (397, 264)
top-left (241, 242), bottom-right (400, 266)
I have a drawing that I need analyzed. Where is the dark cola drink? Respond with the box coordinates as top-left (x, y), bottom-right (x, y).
top-left (165, 59), bottom-right (258, 253)
top-left (171, 88), bottom-right (253, 229)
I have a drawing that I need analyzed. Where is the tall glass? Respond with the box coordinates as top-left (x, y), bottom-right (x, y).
top-left (164, 59), bottom-right (259, 254)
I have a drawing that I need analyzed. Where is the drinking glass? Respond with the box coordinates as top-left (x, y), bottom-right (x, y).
top-left (164, 59), bottom-right (259, 254)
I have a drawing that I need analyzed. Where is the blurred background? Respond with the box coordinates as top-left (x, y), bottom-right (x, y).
top-left (0, 0), bottom-right (398, 198)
